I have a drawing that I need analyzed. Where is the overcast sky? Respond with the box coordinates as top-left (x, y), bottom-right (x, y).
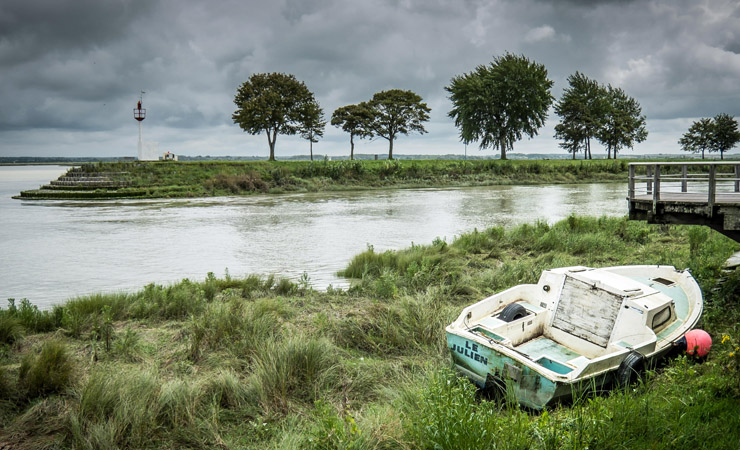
top-left (1, 0), bottom-right (739, 159)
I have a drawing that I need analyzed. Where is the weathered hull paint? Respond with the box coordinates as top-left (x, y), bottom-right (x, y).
top-left (446, 332), bottom-right (621, 409)
top-left (447, 332), bottom-right (562, 409)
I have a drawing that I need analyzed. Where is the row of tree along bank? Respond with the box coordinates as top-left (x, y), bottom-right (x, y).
top-left (231, 53), bottom-right (740, 162)
top-left (17, 159), bottom-right (636, 199)
top-left (1, 216), bottom-right (738, 448)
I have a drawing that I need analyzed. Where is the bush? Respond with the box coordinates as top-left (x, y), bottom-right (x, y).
top-left (4, 298), bottom-right (60, 333)
top-left (18, 341), bottom-right (74, 399)
top-left (303, 400), bottom-right (372, 449)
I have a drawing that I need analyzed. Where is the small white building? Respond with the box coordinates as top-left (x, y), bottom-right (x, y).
top-left (161, 151), bottom-right (178, 161)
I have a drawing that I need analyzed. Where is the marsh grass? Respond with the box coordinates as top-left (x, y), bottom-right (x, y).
top-left (0, 314), bottom-right (23, 346)
top-left (2, 216), bottom-right (739, 448)
top-left (1, 298), bottom-right (60, 335)
top-left (328, 294), bottom-right (452, 357)
top-left (18, 341), bottom-right (74, 400)
top-left (111, 327), bottom-right (144, 362)
top-left (69, 367), bottom-right (231, 449)
top-left (27, 159), bottom-right (636, 199)
top-left (252, 336), bottom-right (341, 413)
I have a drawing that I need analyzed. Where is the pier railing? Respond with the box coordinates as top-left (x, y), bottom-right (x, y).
top-left (628, 162), bottom-right (740, 212)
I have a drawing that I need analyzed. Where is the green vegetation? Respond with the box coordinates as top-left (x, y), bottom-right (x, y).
top-left (0, 216), bottom-right (739, 448)
top-left (446, 53), bottom-right (554, 160)
top-left (330, 103), bottom-right (374, 160)
top-left (554, 72), bottom-right (647, 160)
top-left (233, 73), bottom-right (323, 161)
top-left (18, 158), bottom-right (634, 199)
top-left (362, 89), bottom-right (431, 160)
top-left (680, 113), bottom-right (740, 160)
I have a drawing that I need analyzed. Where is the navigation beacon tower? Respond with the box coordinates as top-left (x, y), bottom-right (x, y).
top-left (134, 92), bottom-right (146, 160)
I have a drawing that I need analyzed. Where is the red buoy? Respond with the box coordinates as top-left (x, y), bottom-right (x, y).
top-left (684, 329), bottom-right (712, 357)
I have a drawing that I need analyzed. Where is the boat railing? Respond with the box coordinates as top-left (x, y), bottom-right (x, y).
top-left (628, 161), bottom-right (740, 212)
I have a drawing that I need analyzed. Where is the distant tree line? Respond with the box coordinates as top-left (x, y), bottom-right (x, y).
top-left (233, 74), bottom-right (429, 161)
top-left (679, 113), bottom-right (740, 160)
top-left (232, 58), bottom-right (739, 161)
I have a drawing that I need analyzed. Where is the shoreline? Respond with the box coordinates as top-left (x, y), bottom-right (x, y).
top-left (15, 158), bottom-right (631, 200)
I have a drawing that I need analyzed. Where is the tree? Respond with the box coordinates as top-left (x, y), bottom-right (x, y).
top-left (446, 53), bottom-right (554, 160)
top-left (554, 72), bottom-right (608, 160)
top-left (331, 103), bottom-right (373, 160)
top-left (596, 86), bottom-right (647, 159)
top-left (710, 113), bottom-right (740, 160)
top-left (364, 89), bottom-right (430, 160)
top-left (232, 72), bottom-right (318, 161)
top-left (299, 98), bottom-right (326, 161)
top-left (679, 118), bottom-right (714, 159)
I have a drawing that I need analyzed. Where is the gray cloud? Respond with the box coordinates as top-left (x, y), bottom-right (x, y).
top-left (1, 0), bottom-right (739, 157)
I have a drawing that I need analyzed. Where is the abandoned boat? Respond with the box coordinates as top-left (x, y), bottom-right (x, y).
top-left (446, 265), bottom-right (705, 409)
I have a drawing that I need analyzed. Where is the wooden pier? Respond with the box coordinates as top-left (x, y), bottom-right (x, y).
top-left (628, 162), bottom-right (740, 241)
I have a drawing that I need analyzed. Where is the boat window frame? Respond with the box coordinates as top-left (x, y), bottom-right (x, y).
top-left (651, 305), bottom-right (673, 330)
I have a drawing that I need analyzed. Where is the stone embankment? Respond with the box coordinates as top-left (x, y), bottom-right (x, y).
top-left (16, 166), bottom-right (138, 199)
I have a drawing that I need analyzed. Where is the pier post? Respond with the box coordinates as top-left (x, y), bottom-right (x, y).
top-left (652, 164), bottom-right (660, 215)
top-left (708, 164), bottom-right (716, 217)
top-left (682, 164), bottom-right (688, 193)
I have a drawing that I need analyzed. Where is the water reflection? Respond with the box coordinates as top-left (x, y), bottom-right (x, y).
top-left (1, 166), bottom-right (628, 309)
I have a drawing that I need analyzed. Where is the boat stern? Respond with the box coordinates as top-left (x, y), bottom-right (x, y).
top-left (446, 328), bottom-right (567, 409)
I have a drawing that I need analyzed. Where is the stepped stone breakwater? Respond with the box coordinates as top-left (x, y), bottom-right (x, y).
top-left (16, 166), bottom-right (137, 199)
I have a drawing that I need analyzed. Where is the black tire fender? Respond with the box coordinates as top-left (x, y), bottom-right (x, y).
top-left (499, 303), bottom-right (529, 322)
top-left (617, 351), bottom-right (645, 387)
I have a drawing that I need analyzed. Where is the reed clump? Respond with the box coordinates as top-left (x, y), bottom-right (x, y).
top-left (18, 341), bottom-right (74, 400)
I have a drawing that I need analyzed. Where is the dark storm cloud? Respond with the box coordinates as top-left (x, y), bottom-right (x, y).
top-left (1, 0), bottom-right (739, 157)
top-left (0, 0), bottom-right (155, 65)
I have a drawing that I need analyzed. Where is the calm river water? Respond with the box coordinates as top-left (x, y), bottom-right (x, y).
top-left (1, 165), bottom-right (628, 309)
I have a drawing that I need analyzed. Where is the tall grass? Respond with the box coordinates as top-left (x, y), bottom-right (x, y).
top-left (68, 367), bottom-right (236, 449)
top-left (188, 297), bottom-right (287, 361)
top-left (0, 315), bottom-right (23, 346)
top-left (328, 294), bottom-right (452, 356)
top-left (251, 336), bottom-right (340, 413)
top-left (1, 298), bottom-right (61, 334)
top-left (344, 215), bottom-right (737, 300)
top-left (18, 341), bottom-right (74, 400)
top-left (398, 363), bottom-right (740, 450)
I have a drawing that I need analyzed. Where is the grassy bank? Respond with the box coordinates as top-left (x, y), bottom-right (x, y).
top-left (1, 216), bottom-right (739, 449)
top-left (18, 159), bottom-right (633, 199)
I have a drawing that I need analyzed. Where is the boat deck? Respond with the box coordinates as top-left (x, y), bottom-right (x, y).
top-left (516, 336), bottom-right (580, 362)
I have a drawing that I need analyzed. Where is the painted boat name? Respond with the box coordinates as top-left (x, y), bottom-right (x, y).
top-left (451, 341), bottom-right (489, 365)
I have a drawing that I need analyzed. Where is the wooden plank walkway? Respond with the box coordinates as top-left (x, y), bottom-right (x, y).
top-left (632, 192), bottom-right (740, 205)
top-left (628, 162), bottom-right (740, 242)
